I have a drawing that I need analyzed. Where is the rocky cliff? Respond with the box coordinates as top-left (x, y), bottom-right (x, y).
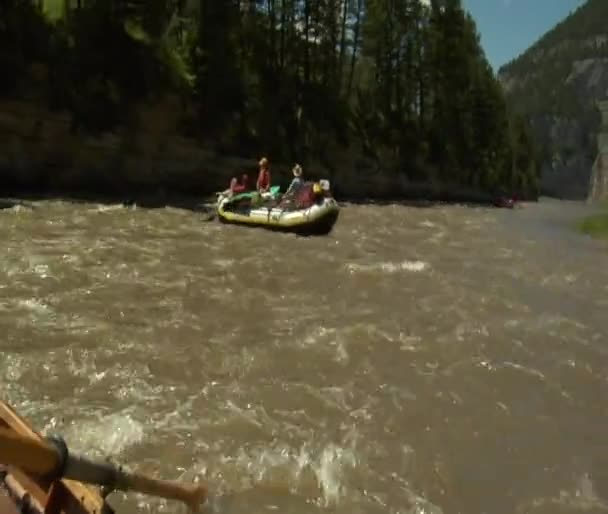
top-left (498, 0), bottom-right (608, 200)
top-left (588, 100), bottom-right (608, 203)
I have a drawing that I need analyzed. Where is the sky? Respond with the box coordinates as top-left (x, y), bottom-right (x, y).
top-left (461, 0), bottom-right (587, 71)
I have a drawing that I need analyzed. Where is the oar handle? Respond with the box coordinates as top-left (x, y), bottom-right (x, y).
top-left (0, 428), bottom-right (208, 512)
top-left (0, 427), bottom-right (61, 475)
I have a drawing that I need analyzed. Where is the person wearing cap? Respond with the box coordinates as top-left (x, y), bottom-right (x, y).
top-left (284, 164), bottom-right (304, 197)
top-left (256, 157), bottom-right (272, 193)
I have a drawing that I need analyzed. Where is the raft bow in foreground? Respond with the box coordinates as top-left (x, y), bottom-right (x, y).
top-left (216, 180), bottom-right (340, 236)
top-left (0, 401), bottom-right (113, 514)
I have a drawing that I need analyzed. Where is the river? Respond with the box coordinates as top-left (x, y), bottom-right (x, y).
top-left (1, 197), bottom-right (607, 514)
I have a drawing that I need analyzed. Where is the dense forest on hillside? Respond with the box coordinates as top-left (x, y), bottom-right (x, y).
top-left (499, 0), bottom-right (607, 117)
top-left (500, 0), bottom-right (606, 81)
top-left (497, 0), bottom-right (608, 199)
top-left (1, 0), bottom-right (540, 198)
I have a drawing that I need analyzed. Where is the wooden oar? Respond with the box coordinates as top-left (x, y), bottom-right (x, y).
top-left (0, 427), bottom-right (208, 512)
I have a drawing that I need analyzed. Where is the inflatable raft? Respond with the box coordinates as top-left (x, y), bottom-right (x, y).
top-left (493, 197), bottom-right (516, 209)
top-left (0, 401), bottom-right (113, 514)
top-left (217, 180), bottom-right (340, 235)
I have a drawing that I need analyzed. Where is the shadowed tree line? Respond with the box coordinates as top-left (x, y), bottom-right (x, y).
top-left (0, 0), bottom-right (541, 200)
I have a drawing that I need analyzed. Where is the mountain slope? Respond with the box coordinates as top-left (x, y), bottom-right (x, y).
top-left (498, 0), bottom-right (608, 199)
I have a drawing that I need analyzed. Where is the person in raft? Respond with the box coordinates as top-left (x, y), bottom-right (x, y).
top-left (256, 157), bottom-right (272, 196)
top-left (283, 164), bottom-right (304, 198)
top-left (230, 173), bottom-right (249, 194)
top-left (221, 173), bottom-right (248, 197)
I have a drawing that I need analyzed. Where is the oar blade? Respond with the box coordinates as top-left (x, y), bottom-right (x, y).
top-left (119, 473), bottom-right (208, 512)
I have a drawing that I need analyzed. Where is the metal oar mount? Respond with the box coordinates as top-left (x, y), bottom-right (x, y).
top-left (0, 427), bottom-right (208, 512)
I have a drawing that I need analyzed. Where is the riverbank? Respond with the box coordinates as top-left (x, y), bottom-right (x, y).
top-left (577, 206), bottom-right (608, 239)
top-left (0, 98), bottom-right (535, 208)
top-left (0, 186), bottom-right (526, 215)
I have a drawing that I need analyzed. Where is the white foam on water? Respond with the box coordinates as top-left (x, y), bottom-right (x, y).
top-left (0, 352), bottom-right (27, 382)
top-left (59, 411), bottom-right (145, 457)
top-left (345, 260), bottom-right (429, 274)
top-left (427, 231), bottom-right (446, 244)
top-left (453, 321), bottom-right (490, 342)
top-left (198, 437), bottom-right (360, 508)
top-left (9, 204), bottom-right (27, 213)
top-left (302, 326), bottom-right (336, 347)
top-left (332, 340), bottom-right (349, 364)
top-left (398, 332), bottom-right (423, 352)
top-left (16, 298), bottom-right (51, 314)
top-left (62, 348), bottom-right (171, 406)
top-left (175, 429), bottom-right (444, 514)
top-left (32, 263), bottom-right (50, 278)
top-left (92, 204), bottom-right (127, 212)
top-left (212, 258), bottom-right (235, 269)
top-left (12, 298), bottom-right (57, 328)
top-left (280, 324), bottom-right (331, 362)
top-left (298, 323), bottom-right (406, 365)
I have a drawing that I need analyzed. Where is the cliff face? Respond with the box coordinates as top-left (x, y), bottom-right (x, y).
top-left (498, 0), bottom-right (608, 200)
top-left (588, 100), bottom-right (608, 203)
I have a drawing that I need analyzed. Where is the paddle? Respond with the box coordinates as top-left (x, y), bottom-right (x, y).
top-left (0, 427), bottom-right (208, 512)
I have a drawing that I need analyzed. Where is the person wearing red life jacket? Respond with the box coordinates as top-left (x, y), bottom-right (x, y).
top-left (230, 173), bottom-right (249, 194)
top-left (256, 157), bottom-right (271, 193)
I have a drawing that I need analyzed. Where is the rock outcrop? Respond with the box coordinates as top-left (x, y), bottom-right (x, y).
top-left (588, 100), bottom-right (608, 203)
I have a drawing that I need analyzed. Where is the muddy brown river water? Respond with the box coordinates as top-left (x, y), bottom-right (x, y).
top-left (1, 197), bottom-right (607, 514)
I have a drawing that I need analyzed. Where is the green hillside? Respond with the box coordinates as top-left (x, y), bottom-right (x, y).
top-left (497, 0), bottom-right (608, 198)
top-left (499, 0), bottom-right (607, 115)
top-left (0, 0), bottom-right (540, 200)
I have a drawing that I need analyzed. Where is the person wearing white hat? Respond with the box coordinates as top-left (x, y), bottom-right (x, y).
top-left (284, 163), bottom-right (304, 197)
